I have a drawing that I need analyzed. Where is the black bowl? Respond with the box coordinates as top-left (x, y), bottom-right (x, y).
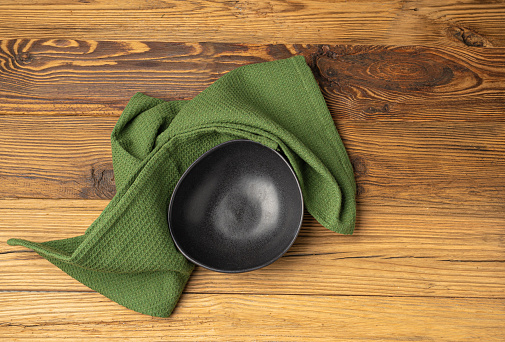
top-left (168, 140), bottom-right (304, 273)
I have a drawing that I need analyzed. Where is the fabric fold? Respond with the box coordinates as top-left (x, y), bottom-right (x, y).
top-left (8, 55), bottom-right (356, 317)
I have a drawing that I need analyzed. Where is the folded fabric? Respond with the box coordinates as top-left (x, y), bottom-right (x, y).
top-left (8, 56), bottom-right (356, 317)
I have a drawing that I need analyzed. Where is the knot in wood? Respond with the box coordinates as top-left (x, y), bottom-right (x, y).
top-left (16, 52), bottom-right (32, 64)
top-left (351, 156), bottom-right (367, 177)
top-left (449, 26), bottom-right (491, 47)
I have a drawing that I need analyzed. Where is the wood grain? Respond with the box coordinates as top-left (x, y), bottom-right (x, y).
top-left (0, 115), bottom-right (116, 199)
top-left (1, 7), bottom-right (504, 337)
top-left (306, 45), bottom-right (505, 121)
top-left (1, 115), bottom-right (504, 218)
top-left (0, 292), bottom-right (504, 341)
top-left (1, 40), bottom-right (505, 121)
top-left (1, 200), bottom-right (504, 298)
top-left (0, 0), bottom-right (504, 47)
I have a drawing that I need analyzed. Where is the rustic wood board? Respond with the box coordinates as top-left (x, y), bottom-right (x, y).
top-left (2, 293), bottom-right (504, 341)
top-left (1, 200), bottom-right (504, 299)
top-left (1, 1), bottom-right (505, 340)
top-left (1, 41), bottom-right (505, 118)
top-left (0, 0), bottom-right (503, 47)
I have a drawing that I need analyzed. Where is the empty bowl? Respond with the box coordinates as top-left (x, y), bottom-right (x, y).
top-left (168, 140), bottom-right (304, 273)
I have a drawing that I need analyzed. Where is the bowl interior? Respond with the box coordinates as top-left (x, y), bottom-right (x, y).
top-left (168, 140), bottom-right (303, 273)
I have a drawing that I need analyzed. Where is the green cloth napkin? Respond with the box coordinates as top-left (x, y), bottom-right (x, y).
top-left (7, 56), bottom-right (356, 317)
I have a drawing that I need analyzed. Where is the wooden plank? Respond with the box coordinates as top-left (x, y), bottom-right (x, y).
top-left (0, 115), bottom-right (116, 199)
top-left (0, 1), bottom-right (503, 47)
top-left (1, 115), bottom-right (504, 216)
top-left (1, 40), bottom-right (505, 121)
top-left (1, 199), bottom-right (503, 298)
top-left (0, 292), bottom-right (504, 341)
top-left (341, 121), bottom-right (505, 215)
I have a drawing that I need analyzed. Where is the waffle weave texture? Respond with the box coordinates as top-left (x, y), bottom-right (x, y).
top-left (8, 56), bottom-right (356, 317)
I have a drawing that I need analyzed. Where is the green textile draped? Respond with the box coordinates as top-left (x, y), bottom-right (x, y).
top-left (8, 56), bottom-right (356, 317)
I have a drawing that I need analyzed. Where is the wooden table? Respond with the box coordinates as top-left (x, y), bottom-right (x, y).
top-left (1, 1), bottom-right (504, 340)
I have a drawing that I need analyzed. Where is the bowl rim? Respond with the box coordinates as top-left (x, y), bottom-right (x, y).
top-left (168, 139), bottom-right (304, 273)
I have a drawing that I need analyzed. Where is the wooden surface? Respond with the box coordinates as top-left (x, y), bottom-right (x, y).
top-left (1, 1), bottom-right (504, 341)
